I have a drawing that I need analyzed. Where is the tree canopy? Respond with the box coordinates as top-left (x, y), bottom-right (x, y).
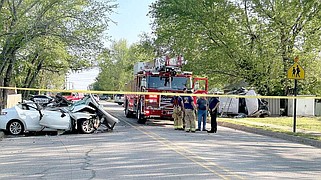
top-left (3, 0), bottom-right (321, 101)
top-left (0, 0), bottom-right (117, 102)
top-left (149, 0), bottom-right (321, 95)
top-left (93, 37), bottom-right (155, 91)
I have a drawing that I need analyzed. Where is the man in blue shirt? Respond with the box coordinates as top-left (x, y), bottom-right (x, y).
top-left (196, 96), bottom-right (208, 131)
top-left (181, 88), bottom-right (197, 132)
top-left (208, 96), bottom-right (220, 133)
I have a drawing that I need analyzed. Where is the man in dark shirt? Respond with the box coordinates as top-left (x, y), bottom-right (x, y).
top-left (181, 88), bottom-right (196, 132)
top-left (208, 96), bottom-right (220, 133)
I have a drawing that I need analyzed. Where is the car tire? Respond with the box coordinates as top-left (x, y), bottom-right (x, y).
top-left (7, 120), bottom-right (24, 135)
top-left (78, 119), bottom-right (95, 134)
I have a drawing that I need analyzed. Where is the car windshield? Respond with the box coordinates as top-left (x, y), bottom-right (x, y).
top-left (67, 94), bottom-right (99, 111)
top-left (147, 76), bottom-right (190, 90)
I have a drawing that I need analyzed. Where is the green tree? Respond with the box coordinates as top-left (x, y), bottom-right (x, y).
top-left (93, 38), bottom-right (156, 91)
top-left (0, 0), bottom-right (117, 105)
top-left (149, 0), bottom-right (321, 95)
top-left (94, 40), bottom-right (132, 91)
top-left (15, 36), bottom-right (71, 98)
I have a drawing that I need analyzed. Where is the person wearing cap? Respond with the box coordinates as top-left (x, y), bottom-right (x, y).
top-left (171, 92), bottom-right (184, 130)
top-left (181, 88), bottom-right (196, 132)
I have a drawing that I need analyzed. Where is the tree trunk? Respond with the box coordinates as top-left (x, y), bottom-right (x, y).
top-left (23, 57), bottom-right (44, 99)
top-left (22, 53), bottom-right (39, 99)
top-left (1, 53), bottom-right (15, 109)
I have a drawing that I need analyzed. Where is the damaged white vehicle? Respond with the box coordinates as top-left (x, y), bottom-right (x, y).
top-left (0, 94), bottom-right (119, 135)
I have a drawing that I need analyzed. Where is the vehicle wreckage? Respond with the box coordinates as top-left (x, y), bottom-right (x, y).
top-left (0, 94), bottom-right (119, 135)
top-left (219, 88), bottom-right (271, 118)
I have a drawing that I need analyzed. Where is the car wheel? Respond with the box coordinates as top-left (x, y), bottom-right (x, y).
top-left (7, 120), bottom-right (24, 135)
top-left (78, 119), bottom-right (95, 134)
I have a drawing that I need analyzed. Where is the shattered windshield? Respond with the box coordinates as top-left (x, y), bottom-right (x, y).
top-left (147, 76), bottom-right (190, 90)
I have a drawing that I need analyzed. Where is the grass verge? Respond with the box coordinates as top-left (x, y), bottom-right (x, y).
top-left (219, 117), bottom-right (321, 141)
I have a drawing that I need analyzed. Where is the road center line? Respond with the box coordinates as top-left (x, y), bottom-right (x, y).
top-left (118, 115), bottom-right (244, 180)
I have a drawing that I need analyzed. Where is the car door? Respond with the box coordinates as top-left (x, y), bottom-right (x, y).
top-left (39, 110), bottom-right (71, 131)
top-left (17, 104), bottom-right (43, 131)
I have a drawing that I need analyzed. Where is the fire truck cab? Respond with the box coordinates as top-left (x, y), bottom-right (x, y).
top-left (124, 56), bottom-right (208, 124)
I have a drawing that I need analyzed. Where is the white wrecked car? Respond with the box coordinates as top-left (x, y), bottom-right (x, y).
top-left (0, 94), bottom-right (119, 135)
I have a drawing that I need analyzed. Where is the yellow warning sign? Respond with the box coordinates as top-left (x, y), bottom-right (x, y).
top-left (287, 63), bottom-right (305, 80)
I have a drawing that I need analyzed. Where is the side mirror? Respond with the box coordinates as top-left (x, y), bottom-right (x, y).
top-left (194, 82), bottom-right (200, 90)
top-left (61, 112), bottom-right (66, 118)
top-left (184, 60), bottom-right (188, 65)
top-left (141, 77), bottom-right (147, 87)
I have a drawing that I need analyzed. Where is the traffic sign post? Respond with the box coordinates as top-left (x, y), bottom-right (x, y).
top-left (287, 56), bottom-right (304, 133)
top-left (293, 79), bottom-right (297, 133)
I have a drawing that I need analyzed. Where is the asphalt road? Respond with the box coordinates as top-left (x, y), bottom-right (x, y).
top-left (0, 102), bottom-right (321, 180)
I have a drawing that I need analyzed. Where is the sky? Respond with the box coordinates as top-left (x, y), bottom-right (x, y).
top-left (69, 0), bottom-right (156, 90)
top-left (107, 0), bottom-right (156, 45)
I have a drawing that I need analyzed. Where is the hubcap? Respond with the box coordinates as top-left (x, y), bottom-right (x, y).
top-left (10, 122), bottom-right (22, 135)
top-left (82, 120), bottom-right (94, 133)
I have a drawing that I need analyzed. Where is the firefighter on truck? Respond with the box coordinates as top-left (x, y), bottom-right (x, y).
top-left (124, 55), bottom-right (208, 124)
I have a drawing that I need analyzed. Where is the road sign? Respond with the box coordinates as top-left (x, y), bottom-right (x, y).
top-left (287, 63), bottom-right (305, 80)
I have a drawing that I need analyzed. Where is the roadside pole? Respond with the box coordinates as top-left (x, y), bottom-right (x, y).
top-left (287, 56), bottom-right (304, 133)
top-left (293, 79), bottom-right (297, 133)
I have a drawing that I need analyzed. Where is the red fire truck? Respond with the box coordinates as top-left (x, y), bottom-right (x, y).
top-left (124, 55), bottom-right (208, 124)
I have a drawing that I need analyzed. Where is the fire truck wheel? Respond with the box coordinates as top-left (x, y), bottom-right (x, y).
top-left (136, 108), bottom-right (146, 124)
top-left (137, 118), bottom-right (147, 124)
top-left (125, 103), bottom-right (133, 118)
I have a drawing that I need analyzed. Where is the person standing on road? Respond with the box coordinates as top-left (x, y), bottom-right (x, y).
top-left (208, 95), bottom-right (220, 133)
top-left (181, 88), bottom-right (197, 133)
top-left (171, 93), bottom-right (184, 130)
top-left (196, 95), bottom-right (208, 131)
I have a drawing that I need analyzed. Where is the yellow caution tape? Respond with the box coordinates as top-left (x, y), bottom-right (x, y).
top-left (1, 86), bottom-right (320, 99)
